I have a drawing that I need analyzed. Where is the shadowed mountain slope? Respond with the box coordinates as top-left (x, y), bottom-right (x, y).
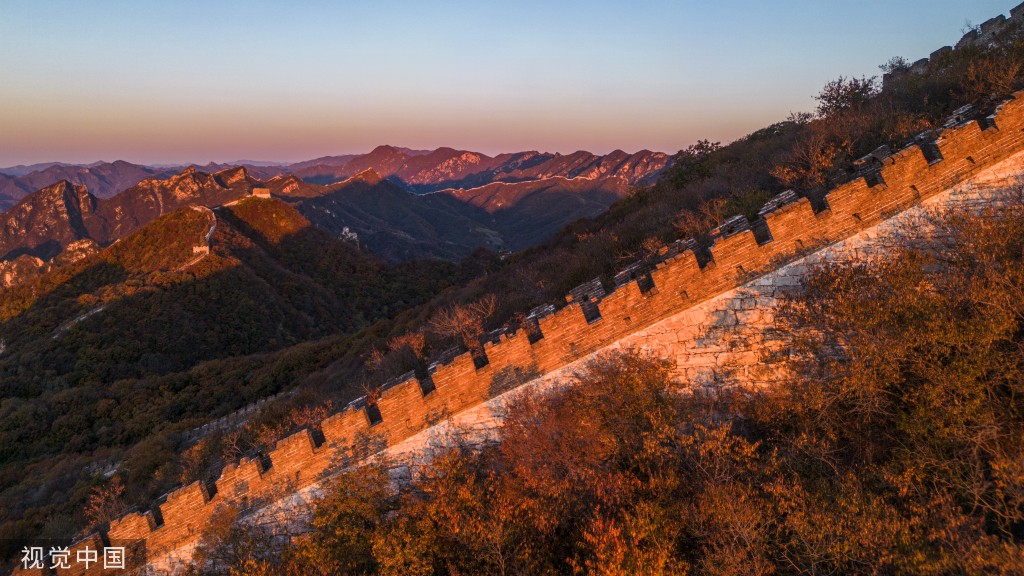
top-left (0, 166), bottom-right (257, 263)
top-left (0, 160), bottom-right (180, 210)
top-left (438, 176), bottom-right (632, 250)
top-left (281, 170), bottom-right (501, 261)
top-left (287, 145), bottom-right (671, 191)
top-left (0, 197), bottom-right (462, 396)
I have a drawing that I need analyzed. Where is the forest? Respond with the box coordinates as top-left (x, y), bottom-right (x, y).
top-left (4, 14), bottom-right (1024, 568)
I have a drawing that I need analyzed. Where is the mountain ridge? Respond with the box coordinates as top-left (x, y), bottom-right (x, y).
top-left (0, 148), bottom-right (668, 283)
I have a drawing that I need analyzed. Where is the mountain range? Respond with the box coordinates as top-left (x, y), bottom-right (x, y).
top-left (0, 146), bottom-right (670, 285)
top-left (0, 145), bottom-right (668, 206)
top-left (288, 145), bottom-right (669, 191)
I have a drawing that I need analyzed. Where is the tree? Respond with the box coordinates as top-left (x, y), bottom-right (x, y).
top-left (287, 463), bottom-right (397, 575)
top-left (815, 76), bottom-right (879, 118)
top-left (430, 295), bottom-right (497, 356)
top-left (769, 126), bottom-right (844, 189)
top-left (186, 505), bottom-right (281, 576)
top-left (879, 56), bottom-right (910, 75)
top-left (83, 477), bottom-right (128, 531)
top-left (755, 195), bottom-right (1024, 572)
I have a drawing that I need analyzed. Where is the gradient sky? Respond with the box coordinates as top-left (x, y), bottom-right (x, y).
top-left (0, 0), bottom-right (1016, 166)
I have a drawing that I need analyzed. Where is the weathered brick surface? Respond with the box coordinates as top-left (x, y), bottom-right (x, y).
top-left (65, 90), bottom-right (1024, 570)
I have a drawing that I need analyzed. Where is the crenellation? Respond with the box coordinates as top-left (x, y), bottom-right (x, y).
top-left (760, 196), bottom-right (829, 258)
top-left (262, 429), bottom-right (326, 499)
top-left (531, 303), bottom-right (593, 368)
top-left (879, 146), bottom-right (930, 190)
top-left (708, 223), bottom-right (768, 276)
top-left (376, 372), bottom-right (435, 441)
top-left (418, 373), bottom-right (437, 395)
top-left (649, 244), bottom-right (702, 309)
top-left (93, 89), bottom-right (1024, 569)
top-left (429, 350), bottom-right (490, 414)
top-left (979, 15), bottom-right (1007, 42)
top-left (153, 482), bottom-right (215, 547)
top-left (483, 327), bottom-right (534, 374)
top-left (320, 407), bottom-right (369, 447)
top-left (886, 9), bottom-right (1021, 86)
top-left (595, 278), bottom-right (657, 331)
top-left (108, 509), bottom-right (157, 539)
top-left (1014, 1), bottom-right (1024, 21)
top-left (935, 121), bottom-right (990, 176)
top-left (566, 278), bottom-right (606, 323)
top-left (930, 46), bottom-right (953, 61)
top-left (956, 29), bottom-right (979, 49)
top-left (214, 457), bottom-right (268, 504)
top-left (823, 177), bottom-right (885, 231)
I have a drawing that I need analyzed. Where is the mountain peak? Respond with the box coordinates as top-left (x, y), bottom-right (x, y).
top-left (49, 179), bottom-right (75, 191)
top-left (351, 168), bottom-right (384, 184)
top-left (215, 165), bottom-right (251, 185)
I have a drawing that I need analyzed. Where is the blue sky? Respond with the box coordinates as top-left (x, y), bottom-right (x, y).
top-left (0, 0), bottom-right (1015, 165)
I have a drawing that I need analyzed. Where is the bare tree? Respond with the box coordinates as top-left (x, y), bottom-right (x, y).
top-left (83, 477), bottom-right (128, 531)
top-left (430, 295), bottom-right (497, 355)
top-left (673, 198), bottom-right (728, 239)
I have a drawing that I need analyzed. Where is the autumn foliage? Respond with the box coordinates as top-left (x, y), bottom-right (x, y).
top-left (13, 11), bottom-right (1024, 567)
top-left (187, 197), bottom-right (1024, 574)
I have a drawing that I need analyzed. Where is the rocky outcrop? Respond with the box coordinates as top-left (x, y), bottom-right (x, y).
top-left (0, 160), bottom-right (180, 211)
top-left (0, 167), bottom-right (257, 285)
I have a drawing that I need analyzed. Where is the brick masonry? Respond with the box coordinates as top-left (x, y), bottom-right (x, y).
top-left (20, 88), bottom-right (1024, 575)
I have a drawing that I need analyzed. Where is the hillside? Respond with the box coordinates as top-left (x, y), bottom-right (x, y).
top-left (0, 160), bottom-right (180, 211)
top-left (289, 144), bottom-right (670, 191)
top-left (269, 169), bottom-right (641, 260)
top-left (438, 175), bottom-right (632, 250)
top-left (0, 148), bottom-right (668, 275)
top-left (0, 166), bottom-right (256, 264)
top-left (0, 198), bottom-right (469, 555)
top-left (0, 197), bottom-right (462, 391)
top-left (6, 5), bottom-right (1024, 568)
top-left (71, 89), bottom-right (1024, 574)
top-left (281, 170), bottom-right (501, 261)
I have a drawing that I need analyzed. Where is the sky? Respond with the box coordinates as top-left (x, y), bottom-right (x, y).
top-left (0, 0), bottom-right (1017, 166)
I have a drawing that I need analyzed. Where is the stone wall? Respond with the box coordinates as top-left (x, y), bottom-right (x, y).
top-left (24, 89), bottom-right (1024, 575)
top-left (385, 144), bottom-right (1024, 465)
top-left (889, 2), bottom-right (1024, 84)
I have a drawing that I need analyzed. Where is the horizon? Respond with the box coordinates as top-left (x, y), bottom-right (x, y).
top-left (0, 0), bottom-right (1015, 166)
top-left (0, 144), bottom-right (673, 171)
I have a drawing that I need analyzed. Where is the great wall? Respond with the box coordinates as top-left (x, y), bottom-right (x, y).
top-left (37, 87), bottom-right (1021, 575)
top-left (14, 21), bottom-right (1024, 576)
top-left (888, 2), bottom-right (1024, 83)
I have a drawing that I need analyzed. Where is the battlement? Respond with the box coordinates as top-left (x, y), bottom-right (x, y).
top-left (886, 3), bottom-right (1024, 86)
top-left (71, 89), bottom-right (1024, 567)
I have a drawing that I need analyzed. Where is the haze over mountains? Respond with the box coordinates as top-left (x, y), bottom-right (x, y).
top-left (0, 146), bottom-right (670, 284)
top-left (0, 145), bottom-right (668, 206)
top-left (0, 161), bottom-right (181, 207)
